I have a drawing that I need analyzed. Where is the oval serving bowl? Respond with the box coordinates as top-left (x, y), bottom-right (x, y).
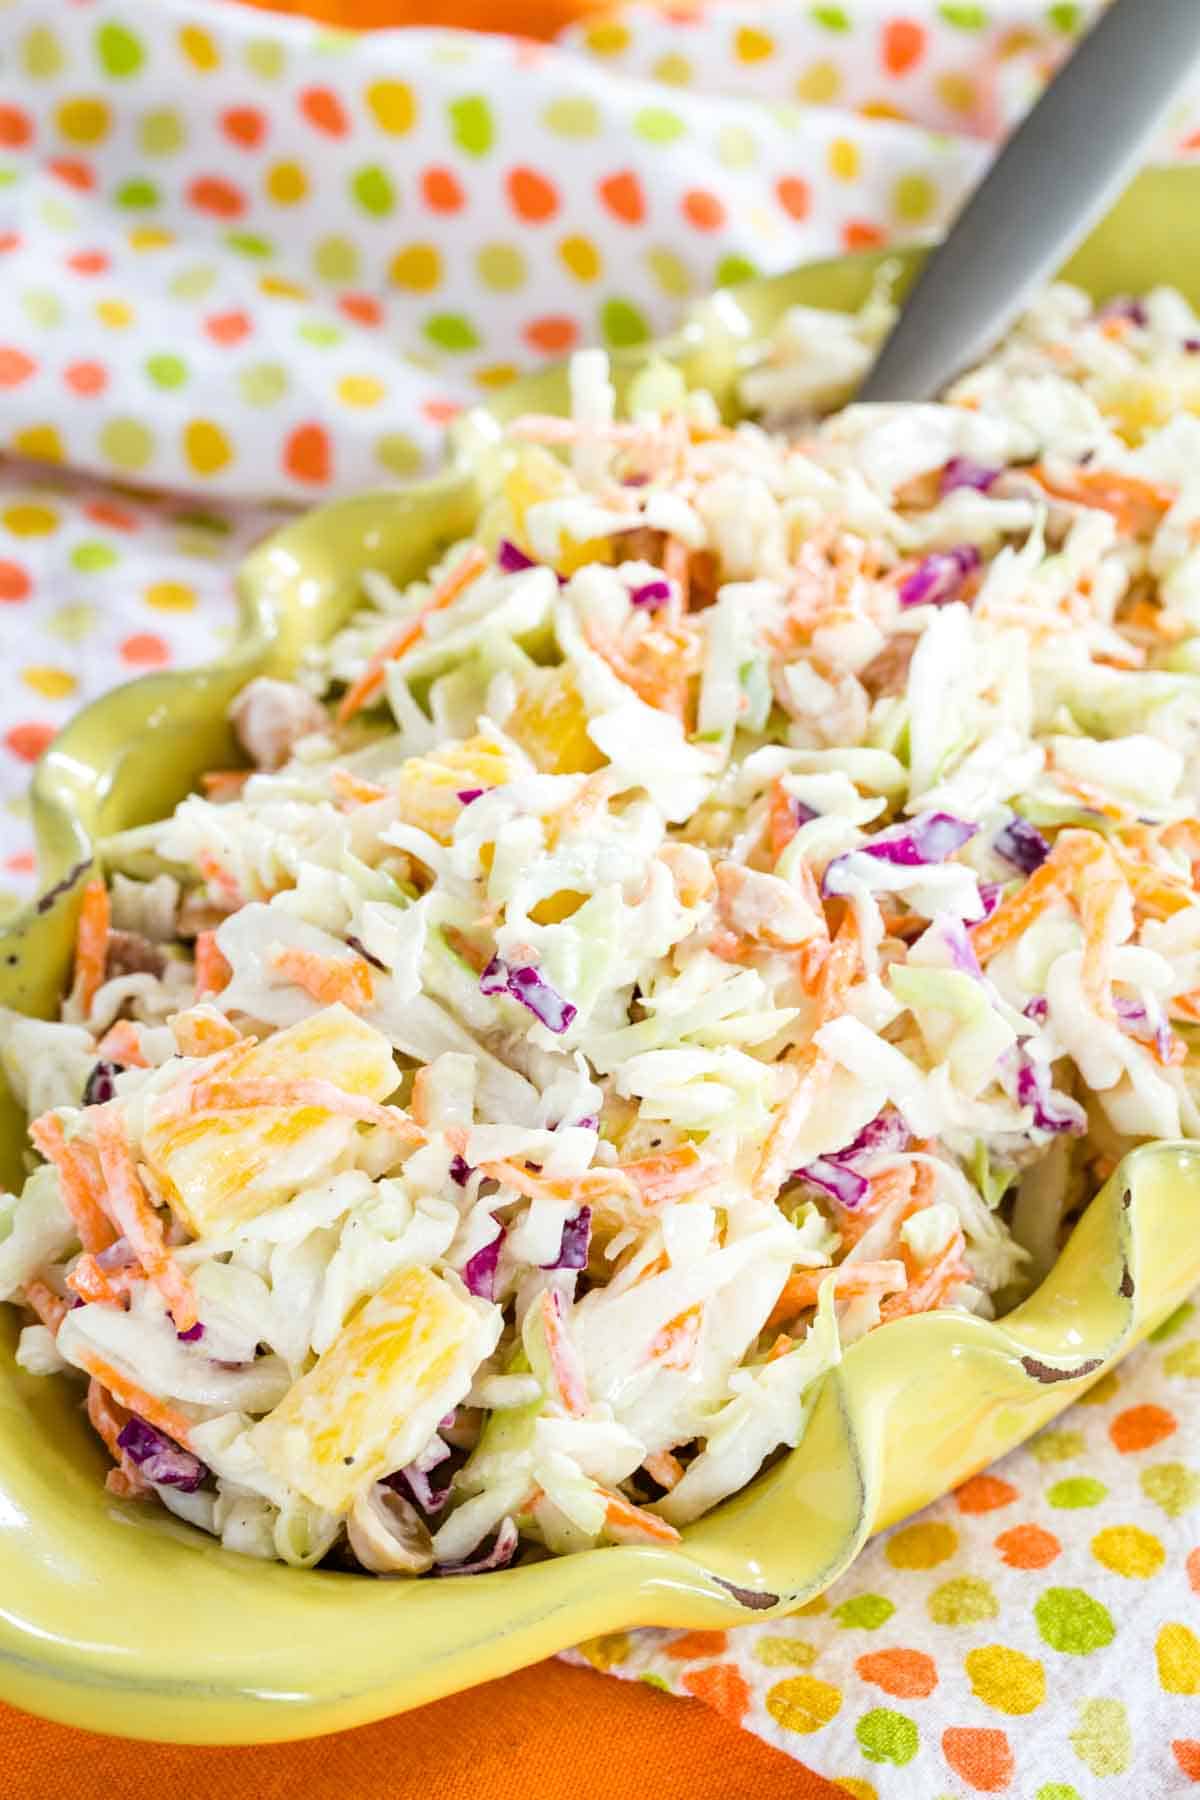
top-left (3, 166), bottom-right (1200, 1746)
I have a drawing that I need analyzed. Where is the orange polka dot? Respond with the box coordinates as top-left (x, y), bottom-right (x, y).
top-left (942, 1727), bottom-right (1014, 1793)
top-left (1189, 1547), bottom-right (1200, 1595)
top-left (5, 722), bottom-right (55, 762)
top-left (957, 1475), bottom-right (1018, 1515)
top-left (507, 166), bottom-right (559, 223)
top-left (300, 87), bottom-right (349, 137)
top-left (1174, 1740), bottom-right (1200, 1781)
top-left (0, 349), bottom-right (35, 388)
top-left (844, 221), bottom-right (887, 250)
top-left (682, 189), bottom-right (725, 231)
top-left (422, 166), bottom-right (465, 213)
top-left (120, 633), bottom-right (169, 668)
top-left (5, 851), bottom-right (35, 875)
top-left (67, 250), bottom-right (110, 277)
top-left (204, 309), bottom-right (253, 346)
top-left (1110, 1404), bottom-right (1177, 1453)
top-left (47, 158), bottom-right (94, 192)
top-left (777, 176), bottom-right (811, 220)
top-left (680, 1663), bottom-right (751, 1726)
top-left (0, 106), bottom-right (32, 150)
top-left (221, 106), bottom-right (267, 150)
top-left (86, 500), bottom-right (138, 531)
top-left (882, 19), bottom-right (927, 76)
top-left (187, 176), bottom-right (245, 220)
top-left (664, 1631), bottom-right (729, 1661)
top-left (524, 315), bottom-right (578, 354)
top-left (855, 1648), bottom-right (937, 1698)
top-left (422, 397), bottom-right (461, 426)
top-left (0, 561), bottom-right (31, 603)
top-left (284, 422), bottom-right (332, 485)
top-left (339, 293), bottom-right (383, 326)
top-left (597, 169), bottom-right (645, 225)
top-left (994, 1524), bottom-right (1060, 1571)
top-left (64, 361), bottom-right (107, 397)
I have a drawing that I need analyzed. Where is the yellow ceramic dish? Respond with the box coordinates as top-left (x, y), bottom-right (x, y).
top-left (3, 167), bottom-right (1200, 1746)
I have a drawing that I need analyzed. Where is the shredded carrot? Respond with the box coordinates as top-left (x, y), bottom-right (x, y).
top-left (75, 1350), bottom-right (195, 1450)
top-left (663, 536), bottom-right (690, 612)
top-left (28, 1112), bottom-right (116, 1254)
top-left (331, 768), bottom-right (389, 809)
top-left (1079, 872), bottom-right (1127, 1021)
top-left (86, 1379), bottom-right (150, 1498)
top-left (765, 1332), bottom-right (795, 1363)
top-left (74, 878), bottom-right (110, 1013)
top-left (268, 944), bottom-right (375, 1010)
top-left (193, 930), bottom-right (232, 999)
top-left (810, 911), bottom-right (860, 1022)
top-left (174, 1076), bottom-right (421, 1137)
top-left (337, 545), bottom-right (490, 724)
top-left (642, 1450), bottom-right (684, 1491)
top-left (768, 778), bottom-right (801, 860)
top-left (582, 617), bottom-right (690, 723)
top-left (23, 1277), bottom-right (68, 1332)
top-left (753, 1045), bottom-right (827, 1202)
top-left (601, 1488), bottom-right (681, 1547)
top-left (409, 1065), bottom-right (432, 1129)
top-left (539, 1289), bottom-right (589, 1417)
top-left (95, 1019), bottom-right (148, 1068)
top-left (648, 1302), bottom-right (703, 1371)
top-left (197, 849), bottom-right (240, 906)
top-left (880, 1228), bottom-right (968, 1322)
top-left (766, 1260), bottom-right (906, 1331)
top-left (971, 831), bottom-right (1127, 966)
top-left (1029, 465), bottom-right (1177, 537)
top-left (66, 1252), bottom-right (138, 1307)
top-left (91, 1106), bottom-right (199, 1332)
top-left (480, 1159), bottom-right (637, 1210)
top-left (169, 1004), bottom-right (241, 1058)
top-left (200, 770), bottom-right (250, 799)
top-left (619, 1144), bottom-right (718, 1208)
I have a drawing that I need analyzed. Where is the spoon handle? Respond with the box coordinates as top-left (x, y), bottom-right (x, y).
top-left (859, 0), bottom-right (1200, 403)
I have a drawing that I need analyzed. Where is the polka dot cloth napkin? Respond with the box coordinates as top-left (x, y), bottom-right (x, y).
top-left (1, 2), bottom-right (1200, 1790)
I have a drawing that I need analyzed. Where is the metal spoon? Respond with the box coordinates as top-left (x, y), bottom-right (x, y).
top-left (859, 0), bottom-right (1200, 403)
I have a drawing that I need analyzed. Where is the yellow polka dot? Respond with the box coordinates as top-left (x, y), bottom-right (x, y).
top-left (886, 1520), bottom-right (957, 1570)
top-left (574, 1631), bottom-right (631, 1671)
top-left (828, 138), bottom-right (861, 182)
top-left (755, 1637), bottom-right (817, 1668)
top-left (336, 374), bottom-right (386, 409)
top-left (1092, 1524), bottom-right (1166, 1579)
top-left (891, 173), bottom-right (936, 222)
top-left (95, 300), bottom-right (135, 329)
top-left (183, 419), bottom-right (233, 476)
top-left (559, 234), bottom-right (602, 282)
top-left (22, 665), bottom-right (77, 700)
top-left (12, 425), bottom-right (64, 464)
top-left (1157, 1621), bottom-right (1200, 1694)
top-left (797, 60), bottom-right (842, 104)
top-left (1078, 1369), bottom-right (1119, 1405)
top-left (473, 364), bottom-right (519, 389)
top-left (964, 1645), bottom-right (1045, 1716)
top-left (365, 79), bottom-right (416, 134)
top-left (792, 1595), bottom-right (828, 1617)
top-left (258, 274), bottom-right (308, 301)
top-left (3, 503), bottom-right (58, 537)
top-left (179, 24), bottom-right (220, 70)
top-left (144, 581), bottom-right (197, 613)
top-left (652, 53), bottom-right (693, 86)
top-left (388, 244), bottom-right (441, 292)
top-left (860, 100), bottom-right (910, 122)
top-left (265, 161), bottom-right (308, 205)
top-left (128, 227), bottom-right (175, 251)
top-left (937, 71), bottom-right (977, 114)
top-left (834, 1782), bottom-right (877, 1800)
top-left (584, 19), bottom-right (629, 54)
top-left (735, 25), bottom-right (774, 61)
top-left (765, 1675), bottom-right (842, 1734)
top-left (56, 97), bottom-right (111, 145)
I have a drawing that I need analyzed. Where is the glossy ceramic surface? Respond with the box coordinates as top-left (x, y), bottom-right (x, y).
top-left (2, 166), bottom-right (1200, 1744)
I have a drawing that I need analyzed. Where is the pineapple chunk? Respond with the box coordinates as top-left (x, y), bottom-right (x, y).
top-left (391, 732), bottom-right (518, 843)
top-left (249, 1266), bottom-right (499, 1513)
top-left (143, 1005), bottom-right (398, 1239)
top-left (507, 667), bottom-right (605, 776)
top-left (504, 448), bottom-right (612, 575)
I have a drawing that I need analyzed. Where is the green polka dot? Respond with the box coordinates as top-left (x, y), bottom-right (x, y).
top-left (1150, 1301), bottom-right (1194, 1341)
top-left (542, 97), bottom-right (601, 137)
top-left (475, 243), bottom-right (527, 292)
top-left (139, 109), bottom-right (185, 156)
top-left (169, 264), bottom-right (217, 301)
top-left (351, 165), bottom-right (395, 217)
top-left (226, 232), bottom-right (273, 259)
top-left (856, 1709), bottom-right (919, 1767)
top-left (1164, 1340), bottom-right (1200, 1377)
top-left (448, 94), bottom-right (494, 157)
top-left (633, 106), bottom-right (686, 144)
top-left (376, 433), bottom-right (424, 477)
top-left (39, 195), bottom-right (77, 233)
top-left (244, 37), bottom-right (286, 78)
top-left (939, 2), bottom-right (988, 24)
top-left (115, 177), bottom-right (159, 210)
top-left (600, 297), bottom-right (650, 349)
top-left (238, 362), bottom-right (289, 407)
top-left (296, 319), bottom-right (344, 348)
top-left (716, 253), bottom-right (758, 286)
top-left (313, 236), bottom-right (360, 284)
top-left (1031, 1430), bottom-right (1084, 1464)
top-left (639, 1672), bottom-right (670, 1692)
top-left (144, 353), bottom-right (188, 390)
top-left (644, 247), bottom-right (693, 299)
top-left (46, 602), bottom-right (100, 643)
top-left (23, 26), bottom-right (64, 78)
top-left (21, 290), bottom-right (62, 329)
top-left (1047, 1477), bottom-right (1107, 1509)
top-left (716, 125), bottom-right (757, 168)
top-left (928, 1576), bottom-right (998, 1626)
top-left (1139, 1462), bottom-right (1200, 1517)
top-left (70, 541), bottom-right (118, 573)
top-left (1038, 1788), bottom-right (1083, 1800)
top-left (652, 52), bottom-right (693, 86)
top-left (1035, 1588), bottom-right (1115, 1656)
top-left (424, 312), bottom-right (479, 353)
top-left (173, 530), bottom-right (225, 562)
top-left (1070, 1698), bottom-right (1131, 1777)
top-left (810, 4), bottom-right (851, 26)
top-left (1048, 2), bottom-right (1082, 28)
top-left (832, 1593), bottom-right (894, 1631)
top-left (754, 1637), bottom-right (817, 1668)
top-left (0, 892), bottom-right (23, 926)
top-left (99, 418), bottom-right (155, 472)
top-left (173, 510), bottom-right (230, 535)
top-left (95, 21), bottom-right (144, 77)
top-left (893, 173), bottom-right (937, 224)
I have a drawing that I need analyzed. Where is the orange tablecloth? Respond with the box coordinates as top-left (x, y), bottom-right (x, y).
top-left (0, 1662), bottom-right (842, 1799)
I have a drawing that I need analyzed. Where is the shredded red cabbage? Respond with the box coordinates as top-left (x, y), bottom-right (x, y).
top-left (541, 1205), bottom-right (591, 1270)
top-left (1022, 995), bottom-right (1049, 1025)
top-left (82, 1060), bottom-right (124, 1106)
top-left (1114, 993), bottom-right (1174, 1063)
top-left (175, 1321), bottom-right (205, 1343)
top-left (1097, 297), bottom-right (1148, 327)
top-left (449, 1153), bottom-right (473, 1187)
top-left (939, 457), bottom-right (999, 496)
top-left (497, 538), bottom-right (536, 573)
top-left (1016, 1060), bottom-right (1087, 1135)
top-left (116, 1417), bottom-right (207, 1492)
top-left (479, 954), bottom-right (509, 996)
top-left (456, 787), bottom-right (485, 806)
top-left (898, 545), bottom-right (981, 609)
top-left (630, 578), bottom-right (671, 611)
top-left (994, 816), bottom-right (1050, 874)
top-left (479, 955), bottom-right (577, 1032)
top-left (824, 812), bottom-right (977, 896)
top-left (836, 1108), bottom-right (912, 1163)
top-left (796, 1157), bottom-right (868, 1207)
top-left (935, 913), bottom-right (985, 980)
top-left (390, 1435), bottom-right (453, 1516)
top-left (978, 881), bottom-right (1004, 917)
top-left (462, 1224), bottom-right (504, 1300)
top-left (436, 1516), bottom-right (519, 1577)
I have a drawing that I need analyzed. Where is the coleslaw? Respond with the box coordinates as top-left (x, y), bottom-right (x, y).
top-left (5, 278), bottom-right (1200, 1577)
